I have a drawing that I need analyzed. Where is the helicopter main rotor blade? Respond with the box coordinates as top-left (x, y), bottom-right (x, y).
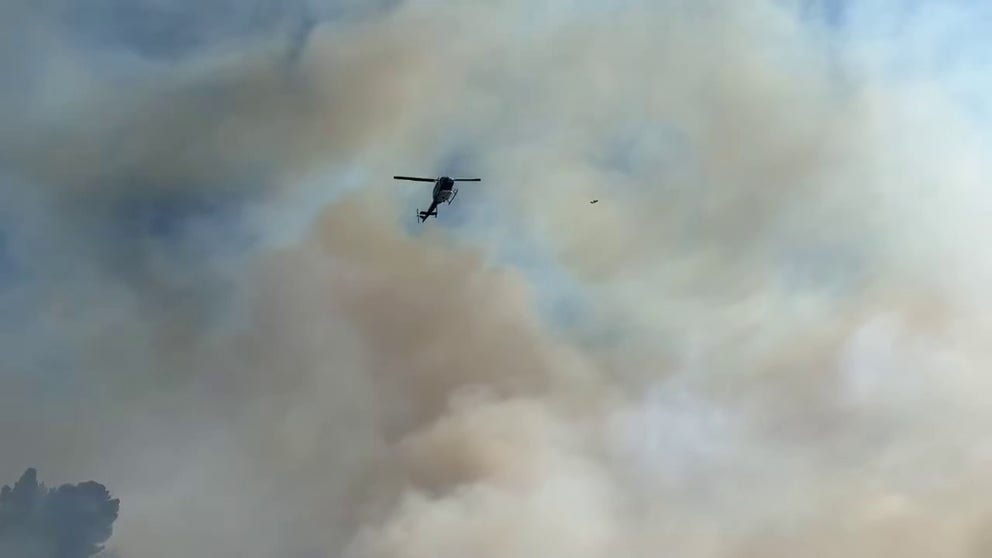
top-left (452, 178), bottom-right (482, 182)
top-left (393, 176), bottom-right (436, 182)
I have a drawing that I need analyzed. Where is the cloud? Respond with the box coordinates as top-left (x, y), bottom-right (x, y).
top-left (3, 1), bottom-right (992, 557)
top-left (0, 469), bottom-right (120, 558)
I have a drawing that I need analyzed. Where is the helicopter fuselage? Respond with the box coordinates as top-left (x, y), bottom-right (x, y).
top-left (432, 176), bottom-right (456, 203)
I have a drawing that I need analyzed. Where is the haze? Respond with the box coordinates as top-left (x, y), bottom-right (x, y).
top-left (2, 1), bottom-right (992, 557)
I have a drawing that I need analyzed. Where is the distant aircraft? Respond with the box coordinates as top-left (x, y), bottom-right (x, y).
top-left (590, 199), bottom-right (599, 204)
top-left (393, 175), bottom-right (481, 222)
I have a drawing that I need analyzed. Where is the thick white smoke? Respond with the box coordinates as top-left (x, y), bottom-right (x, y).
top-left (3, 1), bottom-right (992, 557)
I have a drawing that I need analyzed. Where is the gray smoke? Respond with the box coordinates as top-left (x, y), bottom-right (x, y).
top-left (0, 469), bottom-right (120, 558)
top-left (3, 1), bottom-right (992, 557)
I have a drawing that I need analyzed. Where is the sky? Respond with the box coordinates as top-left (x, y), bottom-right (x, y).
top-left (3, 0), bottom-right (992, 556)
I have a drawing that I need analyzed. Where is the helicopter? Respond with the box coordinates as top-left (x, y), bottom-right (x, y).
top-left (393, 175), bottom-right (482, 222)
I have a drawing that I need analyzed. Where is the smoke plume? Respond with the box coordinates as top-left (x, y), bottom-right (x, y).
top-left (2, 0), bottom-right (992, 557)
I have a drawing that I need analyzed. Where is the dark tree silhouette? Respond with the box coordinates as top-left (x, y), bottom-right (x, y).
top-left (0, 469), bottom-right (119, 558)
